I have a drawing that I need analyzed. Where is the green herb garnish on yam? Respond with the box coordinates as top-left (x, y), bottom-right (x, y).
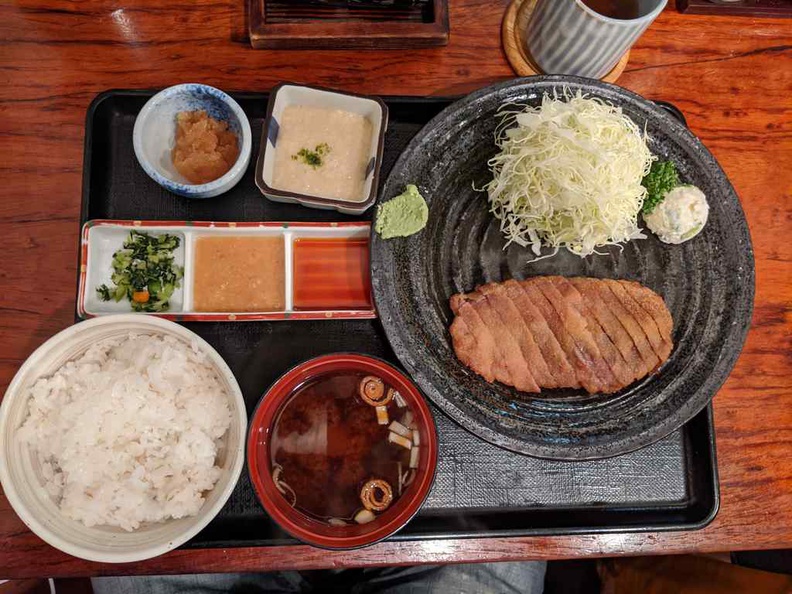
top-left (641, 160), bottom-right (679, 215)
top-left (96, 230), bottom-right (183, 312)
top-left (292, 142), bottom-right (331, 169)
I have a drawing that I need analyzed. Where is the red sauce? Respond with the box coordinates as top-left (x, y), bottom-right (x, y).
top-left (292, 237), bottom-right (371, 310)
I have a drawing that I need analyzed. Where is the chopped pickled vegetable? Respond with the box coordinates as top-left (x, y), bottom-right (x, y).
top-left (96, 230), bottom-right (183, 312)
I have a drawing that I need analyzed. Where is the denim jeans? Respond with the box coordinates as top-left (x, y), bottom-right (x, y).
top-left (92, 561), bottom-right (547, 594)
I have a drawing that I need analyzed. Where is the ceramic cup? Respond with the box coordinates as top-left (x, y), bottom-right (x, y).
top-left (524, 0), bottom-right (667, 79)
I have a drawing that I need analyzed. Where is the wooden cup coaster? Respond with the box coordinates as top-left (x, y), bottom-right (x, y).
top-left (501, 0), bottom-right (630, 83)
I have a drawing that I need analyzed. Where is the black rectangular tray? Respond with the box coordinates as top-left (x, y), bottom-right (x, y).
top-left (80, 90), bottom-right (719, 547)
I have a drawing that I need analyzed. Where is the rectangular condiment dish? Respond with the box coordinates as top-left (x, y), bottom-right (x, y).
top-left (255, 83), bottom-right (388, 215)
top-left (78, 220), bottom-right (375, 321)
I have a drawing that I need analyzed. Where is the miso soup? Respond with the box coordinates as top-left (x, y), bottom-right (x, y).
top-left (270, 372), bottom-right (420, 526)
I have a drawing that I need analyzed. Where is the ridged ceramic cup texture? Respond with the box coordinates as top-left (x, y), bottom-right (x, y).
top-left (525, 0), bottom-right (667, 79)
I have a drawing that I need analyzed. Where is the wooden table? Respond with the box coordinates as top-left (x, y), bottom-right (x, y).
top-left (1, 0), bottom-right (790, 580)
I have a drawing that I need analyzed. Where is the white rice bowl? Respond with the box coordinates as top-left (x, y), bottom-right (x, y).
top-left (0, 315), bottom-right (246, 563)
top-left (18, 333), bottom-right (232, 531)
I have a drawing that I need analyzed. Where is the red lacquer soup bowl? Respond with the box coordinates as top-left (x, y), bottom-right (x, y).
top-left (247, 353), bottom-right (438, 549)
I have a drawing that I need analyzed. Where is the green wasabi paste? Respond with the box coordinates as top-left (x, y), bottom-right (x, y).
top-left (374, 185), bottom-right (429, 240)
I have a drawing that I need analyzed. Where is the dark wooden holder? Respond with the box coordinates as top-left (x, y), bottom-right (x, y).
top-left (677, 0), bottom-right (792, 17)
top-left (249, 0), bottom-right (450, 49)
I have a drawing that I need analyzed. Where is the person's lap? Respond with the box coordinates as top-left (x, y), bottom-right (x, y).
top-left (92, 561), bottom-right (547, 594)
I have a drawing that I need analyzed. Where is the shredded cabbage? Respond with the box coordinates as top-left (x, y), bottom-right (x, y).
top-left (484, 91), bottom-right (654, 259)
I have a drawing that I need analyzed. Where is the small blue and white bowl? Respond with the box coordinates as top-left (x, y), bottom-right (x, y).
top-left (133, 83), bottom-right (252, 199)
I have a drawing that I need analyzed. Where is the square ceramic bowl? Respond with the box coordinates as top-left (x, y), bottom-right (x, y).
top-left (133, 83), bottom-right (252, 199)
top-left (81, 224), bottom-right (186, 316)
top-left (256, 83), bottom-right (388, 215)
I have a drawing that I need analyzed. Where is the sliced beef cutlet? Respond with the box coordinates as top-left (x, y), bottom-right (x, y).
top-left (448, 276), bottom-right (674, 394)
top-left (450, 287), bottom-right (540, 392)
top-left (502, 279), bottom-right (579, 389)
top-left (555, 277), bottom-right (635, 390)
top-left (569, 278), bottom-right (650, 383)
top-left (476, 282), bottom-right (554, 388)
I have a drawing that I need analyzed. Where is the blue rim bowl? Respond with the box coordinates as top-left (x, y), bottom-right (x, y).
top-left (133, 83), bottom-right (252, 199)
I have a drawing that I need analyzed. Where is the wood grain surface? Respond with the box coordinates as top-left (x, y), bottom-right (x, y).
top-left (1, 0), bottom-right (791, 579)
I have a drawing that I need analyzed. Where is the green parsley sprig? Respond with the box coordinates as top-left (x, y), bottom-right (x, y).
top-left (641, 160), bottom-right (679, 215)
